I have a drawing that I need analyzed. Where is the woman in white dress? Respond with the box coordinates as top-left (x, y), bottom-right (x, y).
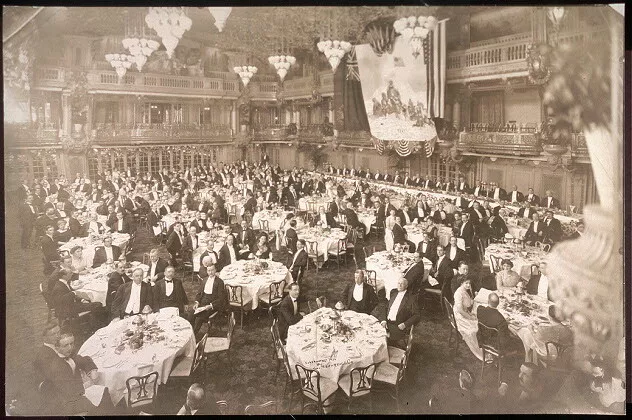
top-left (453, 277), bottom-right (483, 361)
top-left (70, 245), bottom-right (90, 275)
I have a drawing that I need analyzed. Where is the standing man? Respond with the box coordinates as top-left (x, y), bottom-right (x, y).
top-left (20, 194), bottom-right (38, 248)
top-left (381, 277), bottom-right (420, 349)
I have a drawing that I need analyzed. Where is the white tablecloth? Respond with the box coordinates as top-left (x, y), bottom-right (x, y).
top-left (286, 308), bottom-right (388, 382)
top-left (357, 210), bottom-right (376, 235)
top-left (252, 209), bottom-right (292, 232)
top-left (59, 233), bottom-right (130, 266)
top-left (78, 313), bottom-right (196, 405)
top-left (484, 243), bottom-right (547, 278)
top-left (297, 227), bottom-right (348, 262)
top-left (220, 260), bottom-right (292, 310)
top-left (365, 251), bottom-right (432, 297)
top-left (72, 262), bottom-right (148, 306)
top-left (298, 196), bottom-right (333, 212)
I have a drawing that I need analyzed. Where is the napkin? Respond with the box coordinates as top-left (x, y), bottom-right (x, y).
top-left (475, 288), bottom-right (492, 304)
top-left (84, 385), bottom-right (106, 406)
top-left (427, 275), bottom-right (438, 287)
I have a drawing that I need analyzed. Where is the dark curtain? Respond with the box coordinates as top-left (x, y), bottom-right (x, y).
top-left (334, 55), bottom-right (370, 132)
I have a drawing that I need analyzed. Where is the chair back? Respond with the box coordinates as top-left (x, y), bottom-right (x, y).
top-left (401, 244), bottom-right (410, 253)
top-left (488, 254), bottom-right (503, 273)
top-left (215, 400), bottom-right (229, 415)
top-left (190, 333), bottom-right (208, 376)
top-left (477, 322), bottom-right (501, 355)
top-left (126, 371), bottom-right (159, 408)
top-left (363, 270), bottom-right (378, 294)
top-left (307, 201), bottom-right (318, 214)
top-left (338, 214), bottom-right (348, 226)
top-left (305, 240), bottom-right (319, 258)
top-left (268, 303), bottom-right (280, 323)
top-left (544, 341), bottom-right (573, 365)
top-left (226, 284), bottom-right (245, 307)
top-left (541, 243), bottom-right (551, 252)
top-left (268, 280), bottom-right (286, 305)
top-left (226, 312), bottom-right (236, 346)
top-left (396, 352), bottom-right (409, 385)
top-left (363, 246), bottom-right (375, 259)
top-left (333, 238), bottom-right (347, 255)
top-left (530, 264), bottom-right (540, 276)
top-left (244, 400), bottom-right (279, 415)
top-left (443, 297), bottom-right (458, 333)
top-left (259, 219), bottom-right (270, 234)
top-left (159, 307), bottom-right (179, 317)
top-left (295, 364), bottom-right (324, 403)
top-left (346, 363), bottom-right (377, 398)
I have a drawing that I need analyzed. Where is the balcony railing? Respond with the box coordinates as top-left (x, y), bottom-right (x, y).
top-left (570, 132), bottom-right (589, 157)
top-left (4, 123), bottom-right (61, 147)
top-left (280, 71), bottom-right (335, 100)
top-left (93, 123), bottom-right (233, 144)
top-left (253, 124), bottom-right (290, 141)
top-left (469, 122), bottom-right (540, 133)
top-left (457, 130), bottom-right (541, 156)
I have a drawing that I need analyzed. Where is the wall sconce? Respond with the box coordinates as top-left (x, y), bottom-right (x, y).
top-left (317, 145), bottom-right (323, 149)
top-left (358, 148), bottom-right (363, 152)
top-left (490, 157), bottom-right (497, 162)
top-left (287, 143), bottom-right (293, 147)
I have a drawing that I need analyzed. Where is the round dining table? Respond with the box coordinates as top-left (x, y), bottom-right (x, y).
top-left (297, 226), bottom-right (348, 262)
top-left (78, 313), bottom-right (196, 405)
top-left (59, 232), bottom-right (130, 267)
top-left (220, 259), bottom-right (292, 310)
top-left (286, 307), bottom-right (388, 383)
top-left (73, 261), bottom-right (149, 306)
top-left (484, 243), bottom-right (547, 278)
top-left (356, 209), bottom-right (376, 235)
top-left (365, 251), bottom-right (433, 297)
top-left (252, 208), bottom-right (293, 232)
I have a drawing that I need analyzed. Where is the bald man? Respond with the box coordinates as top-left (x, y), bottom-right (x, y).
top-left (476, 292), bottom-right (511, 349)
top-left (177, 383), bottom-right (221, 415)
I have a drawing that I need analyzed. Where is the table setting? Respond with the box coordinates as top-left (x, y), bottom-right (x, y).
top-left (484, 243), bottom-right (546, 278)
top-left (252, 208), bottom-right (292, 232)
top-left (77, 313), bottom-right (196, 405)
top-left (296, 226), bottom-right (348, 261)
top-left (286, 307), bottom-right (388, 382)
top-left (59, 232), bottom-right (130, 266)
top-left (365, 250), bottom-right (432, 296)
top-left (219, 259), bottom-right (292, 309)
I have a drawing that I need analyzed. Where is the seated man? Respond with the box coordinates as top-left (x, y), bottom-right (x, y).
top-left (339, 269), bottom-right (379, 315)
top-left (105, 261), bottom-right (131, 309)
top-left (49, 269), bottom-right (106, 329)
top-left (198, 243), bottom-right (218, 279)
top-left (288, 239), bottom-right (308, 284)
top-left (427, 245), bottom-right (454, 300)
top-left (38, 329), bottom-right (114, 415)
top-left (110, 267), bottom-right (154, 320)
top-left (476, 292), bottom-right (512, 351)
top-left (147, 248), bottom-right (168, 285)
top-left (92, 236), bottom-right (122, 268)
top-left (190, 264), bottom-right (227, 335)
top-left (403, 252), bottom-right (426, 295)
top-left (380, 276), bottom-right (420, 349)
top-left (153, 266), bottom-right (189, 317)
top-left (177, 383), bottom-right (221, 415)
top-left (523, 213), bottom-right (546, 246)
top-left (278, 283), bottom-right (304, 343)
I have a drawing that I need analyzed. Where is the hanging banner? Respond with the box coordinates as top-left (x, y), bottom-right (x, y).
top-left (355, 19), bottom-right (447, 144)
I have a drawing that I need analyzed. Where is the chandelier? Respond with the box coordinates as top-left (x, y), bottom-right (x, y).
top-left (145, 7), bottom-right (192, 59)
top-left (122, 10), bottom-right (160, 72)
top-left (547, 7), bottom-right (566, 46)
top-left (268, 55), bottom-right (296, 82)
top-left (208, 7), bottom-right (232, 32)
top-left (234, 65), bottom-right (258, 87)
top-left (393, 15), bottom-right (438, 59)
top-left (317, 40), bottom-right (352, 73)
top-left (105, 53), bottom-right (134, 80)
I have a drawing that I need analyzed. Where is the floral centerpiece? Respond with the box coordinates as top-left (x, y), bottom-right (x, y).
top-left (117, 315), bottom-right (165, 353)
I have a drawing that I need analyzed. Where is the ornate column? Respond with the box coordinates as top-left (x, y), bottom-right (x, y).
top-left (61, 92), bottom-right (71, 137)
top-left (231, 101), bottom-right (237, 135)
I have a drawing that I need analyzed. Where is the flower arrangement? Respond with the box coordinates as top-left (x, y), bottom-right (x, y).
top-left (118, 316), bottom-right (165, 352)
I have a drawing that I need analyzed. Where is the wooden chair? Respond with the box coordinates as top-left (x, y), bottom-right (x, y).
top-left (488, 254), bottom-right (503, 274)
top-left (363, 270), bottom-right (378, 295)
top-left (388, 325), bottom-right (414, 366)
top-left (169, 333), bottom-right (208, 384)
top-left (125, 371), bottom-right (159, 411)
top-left (158, 220), bottom-right (167, 244)
top-left (244, 400), bottom-right (279, 415)
top-left (536, 341), bottom-right (574, 370)
top-left (39, 283), bottom-right (56, 321)
top-left (443, 297), bottom-right (462, 355)
top-left (477, 322), bottom-right (515, 385)
top-left (363, 245), bottom-right (376, 259)
top-left (294, 363), bottom-right (338, 414)
top-left (215, 400), bottom-right (229, 415)
top-left (226, 284), bottom-right (253, 329)
top-left (270, 319), bottom-right (284, 381)
top-left (259, 279), bottom-right (286, 310)
top-left (307, 295), bottom-right (327, 313)
top-left (227, 203), bottom-right (238, 225)
top-left (327, 238), bottom-right (348, 270)
top-left (373, 352), bottom-right (409, 413)
top-left (304, 240), bottom-right (321, 273)
top-left (337, 363), bottom-right (377, 412)
top-left (259, 219), bottom-right (270, 235)
top-left (39, 380), bottom-right (89, 416)
top-left (204, 312), bottom-right (236, 374)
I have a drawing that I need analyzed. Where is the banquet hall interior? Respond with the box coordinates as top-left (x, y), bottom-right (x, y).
top-left (3, 5), bottom-right (626, 416)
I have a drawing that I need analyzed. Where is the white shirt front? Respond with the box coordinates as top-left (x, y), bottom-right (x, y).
top-left (104, 246), bottom-right (114, 261)
top-left (417, 206), bottom-right (425, 218)
top-left (421, 242), bottom-right (428, 253)
top-left (388, 290), bottom-right (406, 321)
top-left (353, 283), bottom-right (364, 301)
top-left (165, 279), bottom-right (174, 296)
top-left (190, 235), bottom-right (198, 250)
top-left (528, 193), bottom-right (534, 201)
top-left (511, 191), bottom-right (519, 202)
top-left (547, 197), bottom-right (553, 207)
top-left (449, 246), bottom-right (457, 260)
top-left (125, 282), bottom-right (142, 314)
top-left (538, 275), bottom-right (549, 299)
top-left (150, 261), bottom-right (158, 279)
top-left (228, 245), bottom-right (237, 263)
top-left (460, 221), bottom-right (467, 237)
top-left (494, 188), bottom-right (501, 200)
top-left (204, 276), bottom-right (216, 295)
top-left (533, 221), bottom-right (539, 232)
top-left (117, 219), bottom-right (124, 231)
top-left (291, 249), bottom-right (302, 267)
top-left (436, 255), bottom-right (445, 269)
top-left (292, 297), bottom-right (298, 315)
top-left (319, 213), bottom-right (328, 227)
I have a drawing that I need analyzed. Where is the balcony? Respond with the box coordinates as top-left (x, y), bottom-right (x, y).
top-left (93, 123), bottom-right (233, 145)
top-left (281, 71), bottom-right (335, 100)
top-left (253, 124), bottom-right (290, 142)
top-left (4, 123), bottom-right (61, 148)
top-left (457, 128), bottom-right (541, 156)
top-left (570, 132), bottom-right (589, 158)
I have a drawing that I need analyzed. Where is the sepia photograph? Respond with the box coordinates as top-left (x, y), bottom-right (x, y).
top-left (2, 4), bottom-right (626, 415)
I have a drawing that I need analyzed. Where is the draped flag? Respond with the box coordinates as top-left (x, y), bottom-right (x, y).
top-left (355, 19), bottom-right (447, 156)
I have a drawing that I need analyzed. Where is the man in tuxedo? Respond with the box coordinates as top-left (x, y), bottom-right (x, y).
top-left (92, 236), bottom-right (122, 268)
top-left (456, 176), bottom-right (470, 193)
top-left (235, 220), bottom-right (255, 259)
top-left (176, 383), bottom-right (221, 415)
top-left (288, 239), bottom-right (308, 284)
top-left (524, 212), bottom-right (546, 245)
top-left (476, 292), bottom-right (513, 351)
top-left (111, 267), bottom-right (154, 320)
top-left (190, 264), bottom-right (227, 334)
top-left (508, 185), bottom-right (525, 203)
top-left (381, 277), bottom-right (420, 348)
top-left (181, 225), bottom-right (200, 262)
top-left (341, 202), bottom-right (360, 230)
top-left (340, 270), bottom-right (379, 315)
top-left (395, 204), bottom-right (413, 226)
top-left (472, 181), bottom-right (487, 197)
top-left (38, 329), bottom-right (113, 415)
top-left (489, 182), bottom-right (507, 202)
top-left (431, 203), bottom-right (448, 225)
top-left (427, 245), bottom-right (454, 298)
top-left (41, 225), bottom-right (61, 275)
top-left (216, 234), bottom-right (239, 272)
top-left (36, 207), bottom-right (59, 237)
top-left (19, 194), bottom-right (38, 248)
top-left (50, 269), bottom-right (106, 328)
top-left (542, 190), bottom-right (560, 209)
top-left (264, 185), bottom-right (279, 205)
top-left (518, 201), bottom-right (537, 219)
top-left (457, 213), bottom-right (476, 261)
top-left (453, 191), bottom-right (470, 210)
top-left (311, 206), bottom-right (337, 228)
top-left (105, 261), bottom-right (132, 309)
top-left (445, 236), bottom-right (467, 270)
top-left (147, 248), bottom-right (168, 284)
top-left (107, 211), bottom-right (131, 234)
top-left (392, 216), bottom-right (416, 252)
top-left (417, 235), bottom-right (437, 264)
top-left (403, 252), bottom-right (426, 295)
top-left (166, 223), bottom-right (185, 266)
top-left (278, 283), bottom-right (304, 342)
top-left (153, 266), bottom-right (189, 316)
top-left (525, 188), bottom-right (540, 206)
top-left (543, 210), bottom-right (563, 244)
top-left (468, 201), bottom-right (487, 225)
top-left (422, 176), bottom-right (435, 190)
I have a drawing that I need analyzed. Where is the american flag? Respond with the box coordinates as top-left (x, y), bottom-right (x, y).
top-left (426, 19), bottom-right (447, 119)
top-left (425, 136), bottom-right (437, 158)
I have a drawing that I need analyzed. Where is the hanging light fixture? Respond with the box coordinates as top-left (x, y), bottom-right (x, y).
top-left (233, 65), bottom-right (258, 87)
top-left (208, 7), bottom-right (232, 32)
top-left (546, 7), bottom-right (566, 46)
top-left (268, 34), bottom-right (296, 82)
top-left (145, 7), bottom-right (192, 59)
top-left (122, 9), bottom-right (160, 72)
top-left (393, 15), bottom-right (438, 59)
top-left (105, 53), bottom-right (134, 80)
top-left (317, 11), bottom-right (352, 73)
